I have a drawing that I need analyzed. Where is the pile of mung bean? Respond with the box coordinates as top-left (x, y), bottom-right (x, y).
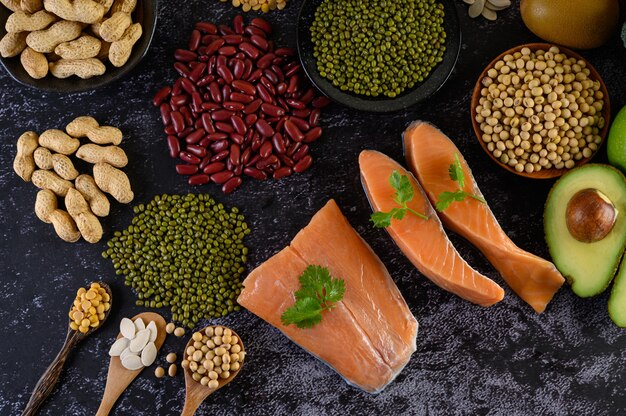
top-left (310, 0), bottom-right (446, 98)
top-left (476, 46), bottom-right (606, 173)
top-left (102, 194), bottom-right (250, 328)
top-left (218, 0), bottom-right (287, 12)
top-left (182, 326), bottom-right (245, 388)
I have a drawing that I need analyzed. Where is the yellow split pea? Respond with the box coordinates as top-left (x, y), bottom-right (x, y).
top-left (68, 282), bottom-right (110, 333)
top-left (219, 0), bottom-right (287, 13)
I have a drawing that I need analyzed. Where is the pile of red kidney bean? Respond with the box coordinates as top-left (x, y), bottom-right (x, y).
top-left (153, 15), bottom-right (330, 194)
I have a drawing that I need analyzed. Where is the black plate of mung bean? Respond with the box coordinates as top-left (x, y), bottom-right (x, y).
top-left (297, 0), bottom-right (461, 113)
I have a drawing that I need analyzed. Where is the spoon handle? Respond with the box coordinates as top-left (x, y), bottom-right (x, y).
top-left (181, 400), bottom-right (202, 416)
top-left (22, 329), bottom-right (81, 416)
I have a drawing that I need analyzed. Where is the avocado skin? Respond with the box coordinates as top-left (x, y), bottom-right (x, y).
top-left (544, 164), bottom-right (626, 297)
top-left (609, 255), bottom-right (626, 327)
top-left (521, 0), bottom-right (620, 49)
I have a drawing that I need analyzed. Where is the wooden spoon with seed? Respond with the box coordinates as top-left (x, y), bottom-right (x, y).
top-left (95, 311), bottom-right (167, 416)
top-left (22, 282), bottom-right (113, 416)
top-left (181, 326), bottom-right (245, 416)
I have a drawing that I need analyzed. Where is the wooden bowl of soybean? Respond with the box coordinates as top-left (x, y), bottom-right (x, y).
top-left (470, 43), bottom-right (611, 179)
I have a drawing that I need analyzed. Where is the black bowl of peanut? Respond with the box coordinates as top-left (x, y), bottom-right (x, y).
top-left (471, 43), bottom-right (611, 179)
top-left (0, 0), bottom-right (157, 93)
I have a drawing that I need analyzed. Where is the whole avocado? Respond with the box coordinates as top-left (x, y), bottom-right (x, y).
top-left (521, 0), bottom-right (620, 49)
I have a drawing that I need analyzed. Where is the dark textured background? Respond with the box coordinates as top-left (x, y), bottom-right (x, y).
top-left (1, 1), bottom-right (625, 415)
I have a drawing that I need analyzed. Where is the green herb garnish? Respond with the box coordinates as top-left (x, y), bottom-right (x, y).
top-left (281, 265), bottom-right (346, 329)
top-left (435, 154), bottom-right (486, 212)
top-left (370, 170), bottom-right (429, 228)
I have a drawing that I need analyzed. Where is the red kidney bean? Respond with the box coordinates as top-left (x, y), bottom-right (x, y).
top-left (245, 114), bottom-right (258, 128)
top-left (181, 78), bottom-right (196, 94)
top-left (210, 140), bottom-right (229, 153)
top-left (197, 75), bottom-right (214, 87)
top-left (176, 164), bottom-right (199, 175)
top-left (244, 25), bottom-right (266, 38)
top-left (199, 137), bottom-right (211, 148)
top-left (232, 80), bottom-right (255, 95)
top-left (239, 42), bottom-right (260, 59)
top-left (242, 59), bottom-right (253, 79)
top-left (217, 65), bottom-right (234, 84)
top-left (256, 84), bottom-right (273, 104)
top-left (286, 98), bottom-right (305, 110)
top-left (250, 34), bottom-right (268, 51)
top-left (231, 133), bottom-right (244, 145)
top-left (215, 122), bottom-right (234, 133)
top-left (278, 154), bottom-right (294, 167)
top-left (276, 82), bottom-right (287, 95)
top-left (179, 151), bottom-right (201, 164)
top-left (211, 150), bottom-right (229, 162)
top-left (167, 135), bottom-right (180, 158)
top-left (287, 142), bottom-right (301, 156)
top-left (257, 53), bottom-right (275, 70)
top-left (218, 46), bottom-right (237, 56)
top-left (200, 113), bottom-right (214, 132)
top-left (275, 47), bottom-right (295, 57)
top-left (186, 144), bottom-right (207, 158)
top-left (153, 86), bottom-right (171, 106)
top-left (251, 17), bottom-right (272, 34)
top-left (244, 99), bottom-right (262, 114)
top-left (246, 154), bottom-right (261, 167)
top-left (174, 62), bottom-right (190, 77)
top-left (171, 94), bottom-right (189, 107)
top-left (208, 133), bottom-right (229, 142)
top-left (300, 88), bottom-right (315, 104)
top-left (196, 22), bottom-right (217, 34)
top-left (276, 96), bottom-right (289, 111)
top-left (240, 147), bottom-right (252, 164)
top-left (209, 110), bottom-right (230, 122)
top-left (189, 63), bottom-right (207, 82)
top-left (221, 84), bottom-right (231, 101)
top-left (272, 133), bottom-right (286, 154)
top-left (275, 116), bottom-right (286, 133)
top-left (287, 75), bottom-right (300, 95)
top-left (160, 103), bottom-right (172, 125)
top-left (292, 144), bottom-right (309, 162)
top-left (303, 126), bottom-right (322, 143)
top-left (312, 96), bottom-right (331, 108)
top-left (255, 118), bottom-right (274, 137)
top-left (218, 24), bottom-right (235, 35)
top-left (289, 116), bottom-right (310, 132)
top-left (230, 92), bottom-right (254, 103)
top-left (178, 127), bottom-right (194, 139)
top-left (185, 129), bottom-right (205, 144)
top-left (291, 108), bottom-right (311, 118)
top-left (189, 30), bottom-right (201, 51)
top-left (188, 174), bottom-right (210, 185)
top-left (164, 125), bottom-right (176, 135)
top-left (309, 109), bottom-right (320, 127)
top-left (206, 39), bottom-right (225, 55)
top-left (171, 111), bottom-right (185, 133)
top-left (294, 155), bottom-right (313, 173)
top-left (244, 166), bottom-right (266, 180)
top-left (191, 92), bottom-right (203, 113)
top-left (262, 69), bottom-right (278, 85)
top-left (223, 101), bottom-right (244, 111)
top-left (175, 49), bottom-right (197, 62)
top-left (203, 162), bottom-right (225, 175)
top-left (259, 141), bottom-right (272, 158)
top-left (211, 170), bottom-right (234, 184)
top-left (223, 34), bottom-right (243, 44)
top-left (232, 60), bottom-right (244, 79)
top-left (180, 107), bottom-right (193, 126)
top-left (272, 57), bottom-right (284, 66)
top-left (270, 65), bottom-right (284, 83)
top-left (261, 103), bottom-right (284, 117)
top-left (231, 115), bottom-right (246, 135)
top-left (222, 177), bottom-right (242, 194)
top-left (229, 144), bottom-right (241, 165)
top-left (284, 120), bottom-right (304, 142)
top-left (207, 82), bottom-right (221, 103)
top-left (233, 14), bottom-right (244, 34)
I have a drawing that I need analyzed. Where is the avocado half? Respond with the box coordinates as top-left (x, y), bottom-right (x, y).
top-left (544, 164), bottom-right (626, 297)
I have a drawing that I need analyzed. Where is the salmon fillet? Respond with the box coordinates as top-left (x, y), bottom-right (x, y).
top-left (238, 200), bottom-right (418, 393)
top-left (359, 150), bottom-right (505, 307)
top-left (403, 121), bottom-right (565, 313)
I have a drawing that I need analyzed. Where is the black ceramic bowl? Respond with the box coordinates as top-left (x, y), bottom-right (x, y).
top-left (0, 0), bottom-right (158, 93)
top-left (297, 0), bottom-right (461, 113)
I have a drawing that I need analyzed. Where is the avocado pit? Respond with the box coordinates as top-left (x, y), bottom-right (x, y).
top-left (566, 189), bottom-right (617, 243)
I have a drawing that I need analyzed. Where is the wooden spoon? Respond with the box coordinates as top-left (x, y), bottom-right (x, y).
top-left (22, 282), bottom-right (113, 416)
top-left (181, 326), bottom-right (245, 416)
top-left (95, 311), bottom-right (167, 416)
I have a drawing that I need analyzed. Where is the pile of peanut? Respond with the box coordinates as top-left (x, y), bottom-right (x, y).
top-left (0, 0), bottom-right (142, 79)
top-left (13, 116), bottom-right (134, 243)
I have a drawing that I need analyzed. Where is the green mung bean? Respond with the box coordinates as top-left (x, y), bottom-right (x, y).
top-left (310, 0), bottom-right (446, 98)
top-left (103, 194), bottom-right (251, 328)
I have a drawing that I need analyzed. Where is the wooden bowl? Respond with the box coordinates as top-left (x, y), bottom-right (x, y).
top-left (470, 43), bottom-right (611, 179)
top-left (0, 0), bottom-right (158, 93)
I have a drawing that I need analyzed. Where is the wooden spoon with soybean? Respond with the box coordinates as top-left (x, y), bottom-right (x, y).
top-left (95, 312), bottom-right (167, 416)
top-left (181, 326), bottom-right (245, 416)
top-left (22, 282), bottom-right (113, 416)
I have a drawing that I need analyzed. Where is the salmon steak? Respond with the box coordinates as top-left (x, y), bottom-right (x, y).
top-left (359, 150), bottom-right (505, 307)
top-left (403, 121), bottom-right (565, 313)
top-left (237, 199), bottom-right (418, 393)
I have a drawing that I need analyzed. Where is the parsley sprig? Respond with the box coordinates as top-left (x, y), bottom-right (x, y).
top-left (281, 265), bottom-right (346, 329)
top-left (370, 170), bottom-right (429, 228)
top-left (435, 154), bottom-right (486, 212)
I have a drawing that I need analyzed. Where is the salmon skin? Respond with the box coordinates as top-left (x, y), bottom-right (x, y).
top-left (403, 121), bottom-right (565, 313)
top-left (359, 150), bottom-right (505, 307)
top-left (238, 200), bottom-right (418, 393)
